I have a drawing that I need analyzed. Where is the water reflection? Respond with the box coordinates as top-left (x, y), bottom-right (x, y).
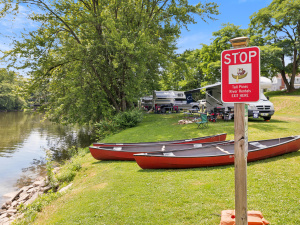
top-left (0, 112), bottom-right (94, 205)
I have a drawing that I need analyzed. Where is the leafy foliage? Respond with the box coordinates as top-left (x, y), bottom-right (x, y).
top-left (250, 0), bottom-right (300, 92)
top-left (159, 50), bottom-right (204, 91)
top-left (45, 150), bottom-right (58, 191)
top-left (1, 0), bottom-right (219, 124)
top-left (56, 161), bottom-right (81, 183)
top-left (159, 24), bottom-right (249, 89)
top-left (0, 68), bottom-right (26, 111)
top-left (95, 109), bottom-right (143, 140)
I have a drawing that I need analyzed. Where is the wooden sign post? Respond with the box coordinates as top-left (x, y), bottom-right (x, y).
top-left (221, 37), bottom-right (260, 225)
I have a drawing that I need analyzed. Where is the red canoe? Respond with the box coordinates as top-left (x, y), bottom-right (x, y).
top-left (133, 136), bottom-right (300, 169)
top-left (89, 140), bottom-right (232, 161)
top-left (92, 133), bottom-right (227, 147)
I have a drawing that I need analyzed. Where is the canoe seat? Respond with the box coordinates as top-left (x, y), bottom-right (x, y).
top-left (250, 142), bottom-right (267, 149)
top-left (193, 144), bottom-right (203, 148)
top-left (195, 113), bottom-right (208, 129)
top-left (163, 152), bottom-right (175, 156)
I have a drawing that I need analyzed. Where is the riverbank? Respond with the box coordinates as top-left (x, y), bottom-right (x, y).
top-left (0, 112), bottom-right (93, 209)
top-left (9, 94), bottom-right (300, 224)
top-left (1, 174), bottom-right (55, 224)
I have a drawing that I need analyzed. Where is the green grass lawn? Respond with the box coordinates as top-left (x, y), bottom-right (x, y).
top-left (31, 95), bottom-right (300, 225)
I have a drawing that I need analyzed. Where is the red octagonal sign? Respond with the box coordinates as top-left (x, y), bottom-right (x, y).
top-left (221, 46), bottom-right (260, 103)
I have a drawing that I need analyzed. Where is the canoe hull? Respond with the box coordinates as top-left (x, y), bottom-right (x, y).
top-left (92, 133), bottom-right (227, 147)
top-left (134, 137), bottom-right (300, 169)
top-left (89, 140), bottom-right (230, 161)
top-left (90, 133), bottom-right (227, 161)
top-left (90, 148), bottom-right (140, 161)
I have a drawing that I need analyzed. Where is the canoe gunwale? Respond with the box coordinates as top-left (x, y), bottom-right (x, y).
top-left (90, 140), bottom-right (233, 153)
top-left (92, 133), bottom-right (227, 146)
top-left (134, 136), bottom-right (300, 159)
top-left (133, 136), bottom-right (300, 169)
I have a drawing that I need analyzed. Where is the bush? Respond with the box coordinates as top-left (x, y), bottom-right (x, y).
top-left (114, 109), bottom-right (143, 129)
top-left (94, 119), bottom-right (117, 140)
top-left (56, 170), bottom-right (76, 183)
top-left (95, 109), bottom-right (143, 140)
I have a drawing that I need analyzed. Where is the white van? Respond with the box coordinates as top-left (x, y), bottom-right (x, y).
top-left (185, 77), bottom-right (275, 120)
top-left (247, 77), bottom-right (274, 120)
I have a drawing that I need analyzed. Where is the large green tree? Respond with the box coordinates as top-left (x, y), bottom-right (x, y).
top-left (250, 0), bottom-right (300, 92)
top-left (1, 0), bottom-right (218, 124)
top-left (0, 68), bottom-right (26, 111)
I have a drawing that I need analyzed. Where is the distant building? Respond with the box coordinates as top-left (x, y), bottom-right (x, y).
top-left (271, 74), bottom-right (300, 91)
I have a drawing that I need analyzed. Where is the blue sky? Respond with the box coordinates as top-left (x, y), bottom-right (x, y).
top-left (177, 0), bottom-right (273, 53)
top-left (0, 0), bottom-right (273, 75)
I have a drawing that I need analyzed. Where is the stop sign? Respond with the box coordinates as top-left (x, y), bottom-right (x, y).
top-left (221, 46), bottom-right (260, 103)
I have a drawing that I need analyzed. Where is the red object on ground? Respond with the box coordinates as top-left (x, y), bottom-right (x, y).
top-left (219, 210), bottom-right (270, 225)
top-left (134, 136), bottom-right (300, 169)
top-left (90, 133), bottom-right (228, 161)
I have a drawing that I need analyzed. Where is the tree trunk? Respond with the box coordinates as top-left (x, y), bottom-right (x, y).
top-left (90, 63), bottom-right (120, 112)
top-left (121, 59), bottom-right (127, 112)
top-left (280, 55), bottom-right (289, 91)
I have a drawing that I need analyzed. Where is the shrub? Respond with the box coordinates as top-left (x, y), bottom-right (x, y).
top-left (114, 109), bottom-right (143, 129)
top-left (94, 119), bottom-right (117, 140)
top-left (56, 161), bottom-right (82, 183)
top-left (56, 170), bottom-right (76, 183)
top-left (95, 109), bottom-right (143, 140)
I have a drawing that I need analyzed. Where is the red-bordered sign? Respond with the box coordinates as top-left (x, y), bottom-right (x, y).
top-left (221, 46), bottom-right (260, 103)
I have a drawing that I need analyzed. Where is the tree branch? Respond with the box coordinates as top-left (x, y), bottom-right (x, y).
top-left (35, 0), bottom-right (82, 44)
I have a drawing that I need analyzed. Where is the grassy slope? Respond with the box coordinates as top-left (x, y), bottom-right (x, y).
top-left (33, 95), bottom-right (300, 225)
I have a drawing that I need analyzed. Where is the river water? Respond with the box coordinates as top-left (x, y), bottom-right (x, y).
top-left (0, 112), bottom-right (93, 205)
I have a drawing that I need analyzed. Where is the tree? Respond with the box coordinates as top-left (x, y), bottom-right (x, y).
top-left (179, 24), bottom-right (247, 87)
top-left (250, 0), bottom-right (300, 92)
top-left (160, 23), bottom-right (248, 91)
top-left (0, 68), bottom-right (26, 111)
top-left (169, 23), bottom-right (285, 90)
top-left (198, 23), bottom-right (248, 83)
top-left (249, 34), bottom-right (283, 79)
top-left (159, 50), bottom-right (202, 91)
top-left (1, 0), bottom-right (219, 124)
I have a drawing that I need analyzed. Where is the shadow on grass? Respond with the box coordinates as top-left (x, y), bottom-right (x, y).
top-left (92, 160), bottom-right (136, 165)
top-left (136, 164), bottom-right (235, 173)
top-left (248, 118), bottom-right (287, 123)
